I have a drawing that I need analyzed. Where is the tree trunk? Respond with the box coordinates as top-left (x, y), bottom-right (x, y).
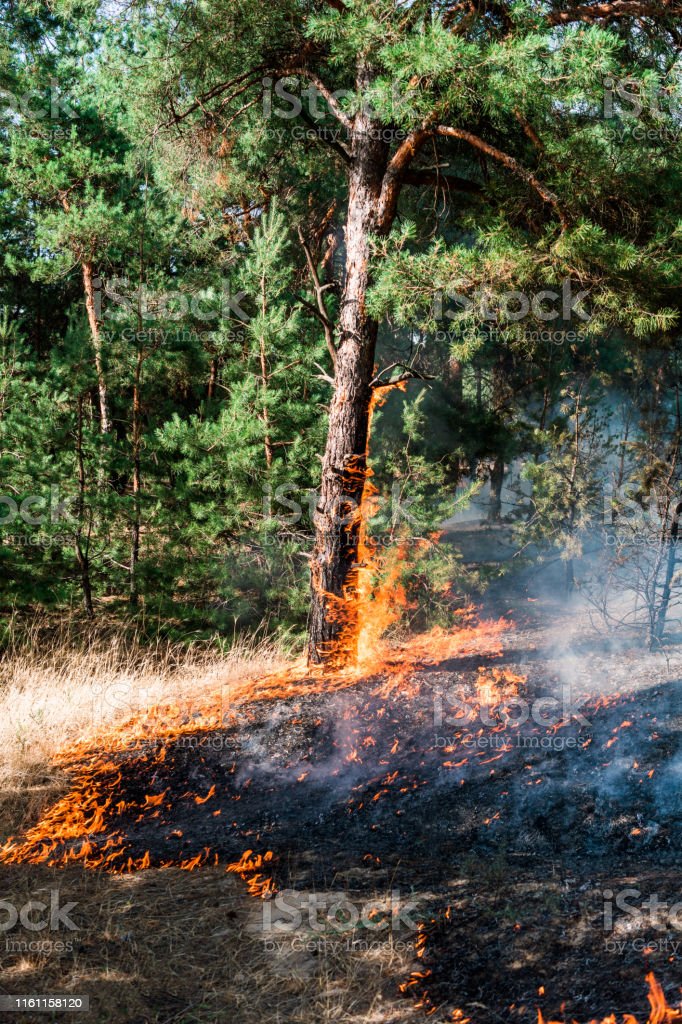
top-left (488, 456), bottom-right (504, 523)
top-left (259, 273), bottom-right (274, 470)
top-left (74, 394), bottom-right (95, 618)
top-left (653, 500), bottom-right (682, 643)
top-left (565, 557), bottom-right (575, 593)
top-left (308, 106), bottom-right (390, 666)
top-left (82, 260), bottom-right (111, 435)
top-left (207, 357), bottom-right (217, 402)
top-left (130, 349), bottom-right (143, 606)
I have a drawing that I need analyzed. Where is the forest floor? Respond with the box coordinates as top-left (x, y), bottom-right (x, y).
top-left (1, 566), bottom-right (681, 1024)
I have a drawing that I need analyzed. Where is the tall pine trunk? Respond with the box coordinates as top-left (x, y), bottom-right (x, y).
top-left (74, 394), bottom-right (95, 618)
top-left (259, 272), bottom-right (274, 469)
top-left (82, 260), bottom-right (111, 435)
top-left (308, 98), bottom-right (390, 666)
top-left (488, 456), bottom-right (504, 523)
top-left (58, 193), bottom-right (110, 437)
top-left (129, 348), bottom-right (143, 606)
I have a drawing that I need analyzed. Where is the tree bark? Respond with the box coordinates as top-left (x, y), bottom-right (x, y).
top-left (259, 272), bottom-right (274, 469)
top-left (652, 500), bottom-right (682, 643)
top-left (129, 348), bottom-right (143, 606)
top-left (57, 194), bottom-right (110, 437)
top-left (488, 456), bottom-right (504, 523)
top-left (308, 87), bottom-right (390, 666)
top-left (82, 260), bottom-right (111, 435)
top-left (74, 394), bottom-right (95, 618)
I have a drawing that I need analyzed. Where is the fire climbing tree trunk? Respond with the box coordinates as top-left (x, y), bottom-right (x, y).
top-left (308, 92), bottom-right (390, 666)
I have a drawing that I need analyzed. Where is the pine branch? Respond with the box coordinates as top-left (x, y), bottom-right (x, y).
top-left (377, 128), bottom-right (432, 231)
top-left (161, 68), bottom-right (266, 128)
top-left (298, 227), bottom-right (338, 371)
top-left (434, 124), bottom-right (569, 230)
top-left (547, 1), bottom-right (682, 25)
top-left (370, 362), bottom-right (436, 389)
top-left (284, 68), bottom-right (354, 132)
top-left (299, 109), bottom-right (352, 162)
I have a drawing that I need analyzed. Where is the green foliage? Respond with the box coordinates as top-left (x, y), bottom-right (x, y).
top-left (1, 0), bottom-right (681, 642)
top-left (513, 377), bottom-right (612, 585)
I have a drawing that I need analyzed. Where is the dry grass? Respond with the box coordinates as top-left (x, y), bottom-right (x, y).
top-left (0, 618), bottom-right (417, 1024)
top-left (0, 614), bottom-right (287, 789)
top-left (0, 864), bottom-right (418, 1024)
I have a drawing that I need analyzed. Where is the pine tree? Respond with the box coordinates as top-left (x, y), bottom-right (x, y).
top-left (123, 0), bottom-right (682, 663)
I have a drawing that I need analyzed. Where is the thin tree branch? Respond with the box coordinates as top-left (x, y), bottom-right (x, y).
top-left (284, 68), bottom-right (354, 132)
top-left (161, 68), bottom-right (266, 128)
top-left (298, 226), bottom-right (338, 371)
top-left (370, 362), bottom-right (436, 389)
top-left (434, 124), bottom-right (569, 229)
top-left (299, 109), bottom-right (352, 162)
top-left (513, 108), bottom-right (545, 154)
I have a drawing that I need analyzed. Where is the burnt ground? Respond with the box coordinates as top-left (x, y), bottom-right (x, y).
top-left (3, 601), bottom-right (682, 1023)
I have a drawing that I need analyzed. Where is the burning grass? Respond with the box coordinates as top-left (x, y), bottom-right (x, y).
top-left (0, 610), bottom-right (510, 871)
top-left (536, 972), bottom-right (682, 1023)
top-left (1, 609), bottom-right (681, 1023)
top-left (0, 613), bottom-right (288, 791)
top-left (0, 618), bottom-right (424, 1023)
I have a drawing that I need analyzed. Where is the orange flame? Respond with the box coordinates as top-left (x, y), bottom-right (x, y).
top-left (537, 974), bottom-right (682, 1024)
top-left (226, 850), bottom-right (276, 899)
